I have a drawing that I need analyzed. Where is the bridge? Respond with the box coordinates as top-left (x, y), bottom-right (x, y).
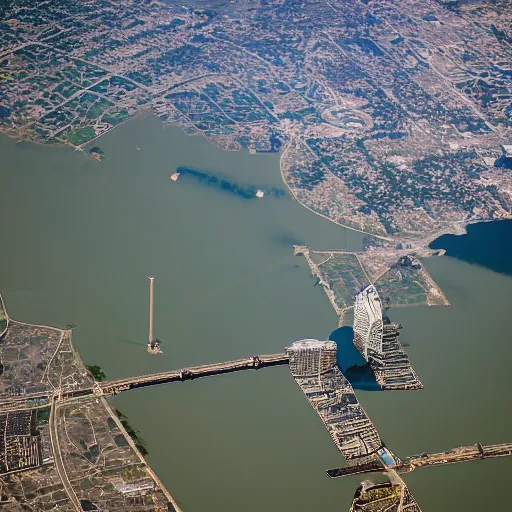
top-left (402, 442), bottom-right (512, 471)
top-left (63, 353), bottom-right (290, 399)
top-left (326, 442), bottom-right (512, 478)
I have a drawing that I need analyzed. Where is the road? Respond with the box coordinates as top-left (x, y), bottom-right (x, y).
top-left (48, 395), bottom-right (82, 511)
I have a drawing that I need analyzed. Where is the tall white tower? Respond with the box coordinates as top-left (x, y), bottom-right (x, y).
top-left (148, 276), bottom-right (155, 343)
top-left (353, 285), bottom-right (383, 360)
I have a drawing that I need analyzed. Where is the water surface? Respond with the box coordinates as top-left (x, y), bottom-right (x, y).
top-left (430, 220), bottom-right (512, 275)
top-left (1, 115), bottom-right (511, 511)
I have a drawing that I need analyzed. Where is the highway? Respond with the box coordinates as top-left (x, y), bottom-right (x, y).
top-left (48, 396), bottom-right (82, 511)
top-left (404, 442), bottom-right (512, 470)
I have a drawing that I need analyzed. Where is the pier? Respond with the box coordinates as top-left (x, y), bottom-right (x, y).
top-left (402, 442), bottom-right (512, 471)
top-left (326, 442), bottom-right (512, 478)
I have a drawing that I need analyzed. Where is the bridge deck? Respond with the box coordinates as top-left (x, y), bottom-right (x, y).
top-left (98, 353), bottom-right (289, 393)
top-left (326, 443), bottom-right (512, 478)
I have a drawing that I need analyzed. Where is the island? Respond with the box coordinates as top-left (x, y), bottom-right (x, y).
top-left (294, 245), bottom-right (449, 324)
top-left (88, 146), bottom-right (105, 161)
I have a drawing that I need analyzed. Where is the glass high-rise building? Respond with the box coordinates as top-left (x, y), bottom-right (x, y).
top-left (353, 285), bottom-right (383, 360)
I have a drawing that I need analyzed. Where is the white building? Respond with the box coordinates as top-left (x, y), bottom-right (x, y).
top-left (112, 478), bottom-right (155, 495)
top-left (353, 285), bottom-right (383, 360)
top-left (286, 339), bottom-right (337, 377)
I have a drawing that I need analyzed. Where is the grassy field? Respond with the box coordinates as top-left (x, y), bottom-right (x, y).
top-left (375, 267), bottom-right (430, 306)
top-left (67, 125), bottom-right (96, 145)
top-left (310, 252), bottom-right (369, 310)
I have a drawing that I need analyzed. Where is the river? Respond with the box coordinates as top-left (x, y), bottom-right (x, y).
top-left (0, 114), bottom-right (511, 511)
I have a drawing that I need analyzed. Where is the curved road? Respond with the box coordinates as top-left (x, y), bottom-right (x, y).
top-left (48, 396), bottom-right (82, 511)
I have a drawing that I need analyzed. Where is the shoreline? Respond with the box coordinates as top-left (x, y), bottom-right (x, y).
top-left (0, 294), bottom-right (182, 512)
top-left (428, 218), bottom-right (512, 276)
top-left (0, 293), bottom-right (10, 339)
top-left (2, 118), bottom-right (508, 252)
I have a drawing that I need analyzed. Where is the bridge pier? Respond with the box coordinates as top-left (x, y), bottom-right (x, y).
top-left (179, 369), bottom-right (193, 381)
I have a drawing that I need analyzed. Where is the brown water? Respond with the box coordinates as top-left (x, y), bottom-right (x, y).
top-left (1, 115), bottom-right (510, 511)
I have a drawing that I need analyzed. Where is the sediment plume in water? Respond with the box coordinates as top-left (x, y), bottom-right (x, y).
top-left (176, 167), bottom-right (286, 199)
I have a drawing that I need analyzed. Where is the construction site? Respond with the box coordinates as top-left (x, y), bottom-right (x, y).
top-left (0, 410), bottom-right (42, 474)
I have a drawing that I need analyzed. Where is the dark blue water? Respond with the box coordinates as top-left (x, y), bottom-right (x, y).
top-left (177, 166), bottom-right (286, 199)
top-left (329, 326), bottom-right (380, 391)
top-left (430, 220), bottom-right (512, 276)
top-left (494, 156), bottom-right (512, 169)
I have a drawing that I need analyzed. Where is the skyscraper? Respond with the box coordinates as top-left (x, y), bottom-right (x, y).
top-left (287, 339), bottom-right (337, 378)
top-left (353, 285), bottom-right (383, 360)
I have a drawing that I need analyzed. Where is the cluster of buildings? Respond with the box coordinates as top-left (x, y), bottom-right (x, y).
top-left (285, 283), bottom-right (423, 476)
top-left (0, 410), bottom-right (42, 474)
top-left (350, 479), bottom-right (421, 512)
top-left (354, 286), bottom-right (423, 390)
top-left (285, 337), bottom-right (422, 509)
top-left (112, 477), bottom-right (155, 495)
top-left (286, 340), bottom-right (394, 464)
top-left (286, 284), bottom-right (425, 508)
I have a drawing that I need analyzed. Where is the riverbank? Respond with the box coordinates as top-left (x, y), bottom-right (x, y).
top-left (0, 294), bottom-right (181, 512)
top-left (0, 293), bottom-right (8, 339)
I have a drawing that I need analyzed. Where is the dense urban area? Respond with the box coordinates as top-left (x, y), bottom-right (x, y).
top-left (0, 0), bottom-right (511, 240)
